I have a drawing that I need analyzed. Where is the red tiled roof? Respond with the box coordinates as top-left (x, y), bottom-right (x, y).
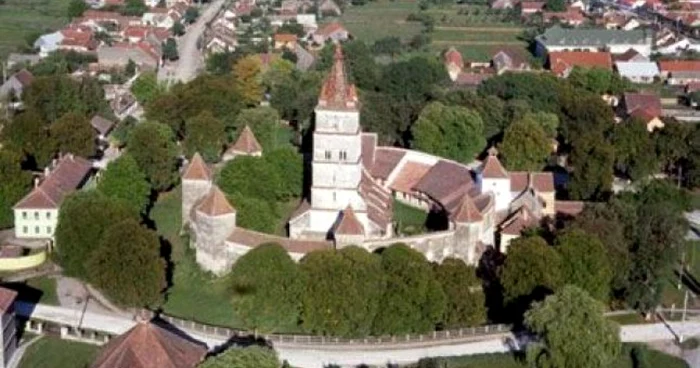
top-left (60, 29), bottom-right (97, 49)
top-left (13, 69), bottom-right (34, 87)
top-left (274, 33), bottom-right (298, 43)
top-left (455, 71), bottom-right (493, 86)
top-left (614, 48), bottom-right (643, 62)
top-left (91, 322), bottom-right (207, 368)
top-left (197, 186), bottom-right (235, 216)
top-left (335, 206), bottom-right (365, 235)
top-left (227, 227), bottom-right (332, 253)
top-left (316, 22), bottom-right (346, 37)
top-left (318, 44), bottom-right (358, 110)
top-left (554, 200), bottom-right (585, 216)
top-left (548, 51), bottom-right (612, 76)
top-left (500, 206), bottom-right (538, 235)
top-left (360, 169), bottom-right (393, 230)
top-left (413, 160), bottom-right (474, 203)
top-left (90, 115), bottom-right (115, 136)
top-left (624, 92), bottom-right (662, 117)
top-left (390, 161), bottom-right (432, 193)
top-left (124, 26), bottom-right (150, 39)
top-left (228, 125), bottom-right (262, 155)
top-left (521, 1), bottom-right (545, 9)
top-left (481, 148), bottom-right (508, 179)
top-left (451, 194), bottom-right (483, 223)
top-left (182, 153), bottom-right (211, 181)
top-left (444, 47), bottom-right (463, 67)
top-left (658, 60), bottom-right (700, 73)
top-left (361, 133), bottom-right (377, 170)
top-left (370, 148), bottom-right (406, 180)
top-left (14, 155), bottom-right (92, 210)
top-left (543, 10), bottom-right (585, 22)
top-left (0, 287), bottom-right (17, 313)
top-left (509, 172), bottom-right (554, 192)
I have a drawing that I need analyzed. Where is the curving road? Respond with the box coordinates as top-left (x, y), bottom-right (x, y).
top-left (158, 0), bottom-right (226, 84)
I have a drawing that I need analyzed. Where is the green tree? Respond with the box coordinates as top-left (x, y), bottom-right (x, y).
top-left (67, 0), bottom-right (88, 19)
top-left (373, 244), bottom-right (446, 335)
top-left (555, 230), bottom-right (612, 302)
top-left (50, 113), bottom-right (96, 158)
top-left (230, 243), bottom-right (302, 332)
top-left (478, 72), bottom-right (562, 114)
top-left (654, 120), bottom-right (691, 176)
top-left (443, 90), bottom-right (508, 142)
top-left (269, 70), bottom-right (322, 123)
top-left (87, 219), bottom-right (165, 307)
top-left (231, 107), bottom-right (281, 150)
top-left (0, 110), bottom-right (55, 168)
top-left (127, 122), bottom-right (179, 191)
top-left (500, 115), bottom-right (551, 171)
top-left (162, 38), bottom-right (179, 61)
top-left (568, 67), bottom-right (629, 95)
top-left (300, 247), bottom-right (386, 337)
top-left (23, 75), bottom-right (107, 123)
top-left (373, 37), bottom-right (403, 56)
top-left (412, 102), bottom-right (485, 163)
top-left (131, 72), bottom-right (164, 106)
top-left (434, 258), bottom-right (487, 328)
top-left (233, 55), bottom-right (263, 106)
top-left (122, 0), bottom-right (148, 15)
top-left (525, 285), bottom-right (621, 368)
top-left (316, 40), bottom-right (380, 90)
top-left (55, 191), bottom-right (138, 278)
top-left (499, 236), bottom-right (562, 312)
top-left (183, 111), bottom-right (226, 162)
top-left (199, 346), bottom-right (280, 368)
top-left (218, 156), bottom-right (282, 202)
top-left (567, 136), bottom-right (614, 201)
top-left (277, 21), bottom-right (305, 37)
top-left (97, 154), bottom-right (151, 215)
top-left (265, 148), bottom-right (303, 200)
top-left (171, 21), bottom-right (185, 36)
top-left (0, 149), bottom-right (32, 229)
top-left (613, 118), bottom-right (659, 181)
top-left (183, 6), bottom-right (199, 23)
top-left (229, 194), bottom-right (278, 234)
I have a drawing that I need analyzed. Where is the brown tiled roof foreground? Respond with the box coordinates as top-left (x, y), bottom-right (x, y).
top-left (335, 206), bottom-right (365, 235)
top-left (197, 186), bottom-right (235, 216)
top-left (91, 322), bottom-right (207, 368)
top-left (0, 287), bottom-right (17, 313)
top-left (14, 155), bottom-right (92, 210)
top-left (228, 125), bottom-right (263, 155)
top-left (182, 153), bottom-right (211, 181)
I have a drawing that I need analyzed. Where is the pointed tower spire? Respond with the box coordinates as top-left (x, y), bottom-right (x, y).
top-left (318, 43), bottom-right (358, 110)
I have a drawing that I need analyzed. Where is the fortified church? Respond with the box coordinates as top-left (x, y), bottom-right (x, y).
top-left (182, 45), bottom-right (582, 275)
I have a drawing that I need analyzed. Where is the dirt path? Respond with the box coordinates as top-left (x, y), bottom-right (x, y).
top-left (432, 40), bottom-right (523, 45)
top-left (435, 26), bottom-right (524, 32)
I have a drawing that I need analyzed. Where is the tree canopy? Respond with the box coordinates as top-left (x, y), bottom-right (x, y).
top-left (232, 107), bottom-right (283, 150)
top-left (0, 149), bottom-right (32, 229)
top-left (525, 285), bottom-right (621, 368)
top-left (434, 258), bottom-right (487, 328)
top-left (97, 154), bottom-right (151, 215)
top-left (127, 122), bottom-right (179, 192)
top-left (87, 218), bottom-right (165, 307)
top-left (612, 119), bottom-right (659, 181)
top-left (373, 244), bottom-right (445, 335)
top-left (300, 247), bottom-right (385, 337)
top-left (49, 113), bottom-right (96, 158)
top-left (500, 114), bottom-right (551, 171)
top-left (199, 346), bottom-right (280, 368)
top-left (183, 110), bottom-right (226, 162)
top-left (555, 230), bottom-right (612, 302)
top-left (230, 243), bottom-right (302, 332)
top-left (411, 102), bottom-right (485, 163)
top-left (233, 55), bottom-right (263, 106)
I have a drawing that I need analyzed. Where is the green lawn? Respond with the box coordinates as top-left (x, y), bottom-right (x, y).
top-left (393, 199), bottom-right (427, 236)
top-left (607, 312), bottom-right (647, 325)
top-left (18, 336), bottom-right (99, 368)
top-left (0, 0), bottom-right (71, 58)
top-left (336, 0), bottom-right (423, 43)
top-left (150, 188), bottom-right (244, 328)
top-left (413, 344), bottom-right (689, 368)
top-left (27, 276), bottom-right (59, 305)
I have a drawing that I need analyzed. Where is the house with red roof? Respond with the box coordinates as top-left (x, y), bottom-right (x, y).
top-left (621, 92), bottom-right (664, 131)
top-left (521, 1), bottom-right (545, 15)
top-left (13, 154), bottom-right (93, 240)
top-left (312, 22), bottom-right (349, 45)
top-left (223, 125), bottom-right (263, 161)
top-left (58, 29), bottom-right (98, 53)
top-left (547, 51), bottom-right (613, 77)
top-left (658, 60), bottom-right (700, 85)
top-left (543, 8), bottom-right (586, 26)
top-left (274, 33), bottom-right (298, 50)
top-left (444, 47), bottom-right (464, 81)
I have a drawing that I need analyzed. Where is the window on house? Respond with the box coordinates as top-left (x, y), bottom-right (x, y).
top-left (34, 211), bottom-right (39, 220)
top-left (22, 212), bottom-right (27, 220)
top-left (46, 212), bottom-right (51, 219)
top-left (324, 150), bottom-right (331, 160)
top-left (22, 226), bottom-right (27, 234)
top-left (34, 226), bottom-right (39, 234)
top-left (333, 192), bottom-right (336, 202)
top-left (340, 151), bottom-right (347, 161)
top-left (46, 227), bottom-right (52, 234)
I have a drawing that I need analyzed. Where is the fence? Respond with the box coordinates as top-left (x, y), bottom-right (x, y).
top-left (154, 312), bottom-right (512, 346)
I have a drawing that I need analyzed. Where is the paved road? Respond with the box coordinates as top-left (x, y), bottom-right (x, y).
top-left (15, 302), bottom-right (700, 368)
top-left (158, 0), bottom-right (225, 84)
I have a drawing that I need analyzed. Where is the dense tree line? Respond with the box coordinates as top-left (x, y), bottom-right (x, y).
top-left (229, 243), bottom-right (487, 336)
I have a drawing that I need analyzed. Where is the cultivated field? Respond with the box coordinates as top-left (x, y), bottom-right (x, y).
top-left (338, 0), bottom-right (530, 62)
top-left (0, 0), bottom-right (71, 58)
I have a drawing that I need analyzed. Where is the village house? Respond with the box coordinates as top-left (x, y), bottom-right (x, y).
top-left (444, 47), bottom-right (464, 81)
top-left (295, 44), bottom-right (316, 71)
top-left (33, 32), bottom-right (64, 57)
top-left (204, 16), bottom-right (238, 54)
top-left (535, 26), bottom-right (653, 56)
top-left (90, 115), bottom-right (116, 142)
top-left (13, 154), bottom-right (93, 240)
top-left (490, 0), bottom-right (516, 9)
top-left (491, 48), bottom-right (530, 75)
top-left (658, 60), bottom-right (700, 85)
top-left (0, 69), bottom-right (34, 102)
top-left (312, 22), bottom-right (349, 45)
top-left (543, 7), bottom-right (586, 26)
top-left (274, 33), bottom-right (298, 50)
top-left (520, 1), bottom-right (545, 15)
top-left (621, 92), bottom-right (664, 131)
top-left (183, 45), bottom-right (582, 275)
top-left (613, 48), bottom-right (648, 62)
top-left (615, 61), bottom-right (659, 83)
top-left (547, 51), bottom-right (612, 77)
top-left (58, 29), bottom-right (98, 54)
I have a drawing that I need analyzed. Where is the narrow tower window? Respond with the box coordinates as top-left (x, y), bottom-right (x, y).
top-left (324, 150), bottom-right (331, 160)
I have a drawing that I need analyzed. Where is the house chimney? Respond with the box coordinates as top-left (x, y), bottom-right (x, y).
top-left (33, 177), bottom-right (40, 188)
top-left (44, 167), bottom-right (50, 177)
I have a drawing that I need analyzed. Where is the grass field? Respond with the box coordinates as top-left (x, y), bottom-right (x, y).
top-left (338, 0), bottom-right (423, 43)
top-left (18, 336), bottom-right (98, 368)
top-left (414, 344), bottom-right (689, 368)
top-left (26, 276), bottom-right (59, 305)
top-left (0, 0), bottom-right (71, 58)
top-left (394, 199), bottom-right (427, 235)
